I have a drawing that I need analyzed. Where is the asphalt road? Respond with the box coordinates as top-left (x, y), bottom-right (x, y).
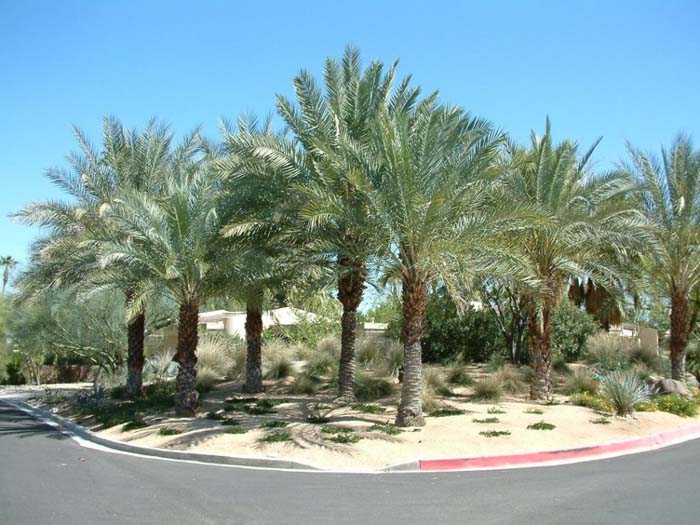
top-left (1, 400), bottom-right (699, 525)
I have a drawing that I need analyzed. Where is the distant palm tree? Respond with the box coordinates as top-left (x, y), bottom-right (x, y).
top-left (274, 46), bottom-right (420, 401)
top-left (501, 120), bottom-right (644, 399)
top-left (100, 161), bottom-right (231, 415)
top-left (14, 117), bottom-right (176, 397)
top-left (624, 136), bottom-right (700, 380)
top-left (363, 101), bottom-right (511, 426)
top-left (1, 256), bottom-right (17, 293)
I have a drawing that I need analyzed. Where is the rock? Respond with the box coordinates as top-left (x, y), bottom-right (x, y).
top-left (653, 378), bottom-right (692, 398)
top-left (685, 374), bottom-right (700, 389)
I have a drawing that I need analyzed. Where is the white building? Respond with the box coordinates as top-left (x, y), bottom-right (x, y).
top-left (198, 307), bottom-right (321, 338)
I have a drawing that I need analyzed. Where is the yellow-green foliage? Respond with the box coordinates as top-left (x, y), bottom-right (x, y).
top-left (654, 394), bottom-right (699, 417)
top-left (633, 400), bottom-right (659, 412)
top-left (571, 392), bottom-right (614, 414)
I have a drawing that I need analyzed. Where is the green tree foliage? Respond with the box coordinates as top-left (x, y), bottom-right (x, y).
top-left (550, 301), bottom-right (600, 362)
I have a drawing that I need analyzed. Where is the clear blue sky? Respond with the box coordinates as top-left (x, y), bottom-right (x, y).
top-left (2, 0), bottom-right (699, 272)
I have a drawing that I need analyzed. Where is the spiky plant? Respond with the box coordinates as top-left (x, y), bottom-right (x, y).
top-left (623, 136), bottom-right (700, 379)
top-left (599, 371), bottom-right (650, 416)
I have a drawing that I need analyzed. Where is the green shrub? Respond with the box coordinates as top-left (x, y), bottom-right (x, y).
top-left (367, 424), bottom-right (403, 435)
top-left (562, 368), bottom-right (599, 395)
top-left (224, 427), bottom-right (248, 434)
top-left (422, 289), bottom-right (504, 363)
top-left (484, 354), bottom-right (506, 373)
top-left (472, 377), bottom-right (503, 401)
top-left (527, 421), bottom-right (555, 430)
top-left (158, 427), bottom-right (182, 436)
top-left (354, 373), bottom-right (395, 401)
top-left (599, 371), bottom-right (650, 416)
top-left (590, 417), bottom-right (610, 424)
top-left (550, 302), bottom-right (599, 361)
top-left (259, 431), bottom-right (291, 443)
top-left (524, 408), bottom-right (543, 414)
top-left (473, 417), bottom-right (499, 424)
top-left (206, 411), bottom-right (224, 420)
top-left (487, 407), bottom-right (506, 414)
top-left (585, 333), bottom-right (634, 372)
top-left (220, 417), bottom-right (240, 426)
top-left (320, 426), bottom-right (355, 434)
top-left (429, 407), bottom-right (465, 417)
top-left (654, 394), bottom-right (699, 417)
top-left (479, 430), bottom-right (511, 437)
top-left (307, 414), bottom-right (330, 424)
top-left (123, 418), bottom-right (148, 432)
top-left (352, 403), bottom-right (386, 414)
top-left (446, 364), bottom-right (474, 386)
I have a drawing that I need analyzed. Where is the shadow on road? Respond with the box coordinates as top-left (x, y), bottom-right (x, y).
top-left (0, 403), bottom-right (67, 441)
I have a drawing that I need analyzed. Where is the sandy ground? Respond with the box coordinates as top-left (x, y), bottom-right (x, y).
top-left (21, 380), bottom-right (700, 471)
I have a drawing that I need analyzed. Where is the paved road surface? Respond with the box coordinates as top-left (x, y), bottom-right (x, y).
top-left (1, 400), bottom-right (698, 524)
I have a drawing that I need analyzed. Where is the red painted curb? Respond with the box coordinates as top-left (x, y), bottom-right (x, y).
top-left (419, 424), bottom-right (700, 471)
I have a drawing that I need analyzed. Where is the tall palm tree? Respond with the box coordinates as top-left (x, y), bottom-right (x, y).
top-left (362, 101), bottom-right (510, 426)
top-left (624, 136), bottom-right (700, 380)
top-left (1, 256), bottom-right (17, 293)
top-left (14, 117), bottom-right (175, 397)
top-left (501, 120), bottom-right (644, 399)
top-left (100, 160), bottom-right (231, 415)
top-left (275, 46), bottom-right (420, 401)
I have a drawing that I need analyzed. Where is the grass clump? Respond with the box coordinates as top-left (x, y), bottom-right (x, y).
top-left (352, 403), bottom-right (386, 414)
top-left (259, 431), bottom-right (291, 444)
top-left (562, 368), bottom-right (599, 396)
top-left (367, 424), bottom-right (403, 435)
top-left (122, 418), bottom-right (148, 432)
top-left (264, 352), bottom-right (294, 380)
top-left (599, 371), bottom-right (650, 416)
top-left (195, 366), bottom-right (220, 394)
top-left (429, 407), bottom-right (465, 417)
top-left (423, 368), bottom-right (452, 396)
top-left (590, 417), bottom-right (610, 424)
top-left (494, 366), bottom-right (526, 394)
top-left (158, 427), bottom-right (182, 436)
top-left (328, 433), bottom-right (361, 444)
top-left (320, 426), bottom-right (355, 434)
top-left (485, 354), bottom-right (506, 373)
top-left (473, 417), bottom-right (499, 424)
top-left (289, 372), bottom-right (320, 395)
top-left (354, 373), bottom-right (395, 401)
top-left (480, 430), bottom-right (511, 438)
top-left (524, 408), bottom-right (544, 414)
top-left (527, 421), bottom-right (556, 430)
top-left (487, 407), bottom-right (506, 414)
top-left (447, 363), bottom-right (474, 386)
top-left (472, 377), bottom-right (503, 401)
top-left (261, 420), bottom-right (289, 429)
top-left (224, 427), bottom-right (249, 434)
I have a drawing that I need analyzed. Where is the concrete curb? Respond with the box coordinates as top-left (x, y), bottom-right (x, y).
top-left (6, 398), bottom-right (700, 474)
top-left (419, 424), bottom-right (700, 471)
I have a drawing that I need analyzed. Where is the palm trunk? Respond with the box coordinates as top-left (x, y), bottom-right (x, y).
top-left (126, 309), bottom-right (146, 397)
top-left (528, 301), bottom-right (553, 400)
top-left (173, 299), bottom-right (199, 415)
top-left (395, 274), bottom-right (428, 427)
top-left (244, 304), bottom-right (264, 393)
top-left (670, 285), bottom-right (690, 381)
top-left (336, 258), bottom-right (366, 402)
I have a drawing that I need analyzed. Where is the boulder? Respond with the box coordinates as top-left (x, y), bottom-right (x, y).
top-left (685, 374), bottom-right (700, 389)
top-left (653, 378), bottom-right (692, 398)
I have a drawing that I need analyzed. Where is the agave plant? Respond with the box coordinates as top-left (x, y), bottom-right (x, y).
top-left (599, 371), bottom-right (650, 416)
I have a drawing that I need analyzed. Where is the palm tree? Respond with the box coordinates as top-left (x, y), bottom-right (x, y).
top-left (362, 101), bottom-right (509, 426)
top-left (624, 136), bottom-right (700, 380)
top-left (1, 256), bottom-right (17, 293)
top-left (501, 120), bottom-right (644, 399)
top-left (100, 159), bottom-right (231, 415)
top-left (274, 46), bottom-right (420, 401)
top-left (14, 117), bottom-right (175, 397)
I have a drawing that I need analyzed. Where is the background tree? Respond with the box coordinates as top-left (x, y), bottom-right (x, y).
top-left (624, 136), bottom-right (700, 379)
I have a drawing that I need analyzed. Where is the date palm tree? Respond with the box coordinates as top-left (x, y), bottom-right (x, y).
top-left (362, 101), bottom-right (514, 426)
top-left (275, 46), bottom-right (420, 401)
top-left (1, 256), bottom-right (17, 293)
top-left (100, 159), bottom-right (232, 415)
top-left (501, 120), bottom-right (644, 399)
top-left (13, 117), bottom-right (174, 397)
top-left (623, 136), bottom-right (700, 380)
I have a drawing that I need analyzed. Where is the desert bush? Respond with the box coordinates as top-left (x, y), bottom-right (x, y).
top-left (328, 433), bottom-right (361, 444)
top-left (144, 350), bottom-right (177, 382)
top-left (654, 394), bottom-right (699, 417)
top-left (493, 366), bottom-right (525, 394)
top-left (379, 340), bottom-right (404, 377)
top-left (479, 430), bottom-right (511, 437)
top-left (195, 366), bottom-right (219, 394)
top-left (352, 403), bottom-right (386, 414)
top-left (446, 363), bottom-right (474, 386)
top-left (421, 388), bottom-right (442, 412)
top-left (591, 417), bottom-right (610, 424)
top-left (599, 371), bottom-right (650, 416)
top-left (259, 431), bottom-right (291, 443)
top-left (484, 354), bottom-right (506, 373)
top-left (264, 351), bottom-right (294, 380)
top-left (550, 302), bottom-right (599, 361)
top-left (571, 392), bottom-right (614, 413)
top-left (225, 347), bottom-right (247, 381)
top-left (356, 335), bottom-right (382, 369)
top-left (472, 377), bottom-right (503, 401)
top-left (367, 424), bottom-right (403, 435)
top-left (122, 417), bottom-right (148, 431)
top-left (551, 355), bottom-right (571, 375)
top-left (585, 332), bottom-right (634, 372)
top-left (628, 345), bottom-right (663, 374)
top-left (423, 367), bottom-right (451, 396)
top-left (354, 372), bottom-right (395, 401)
top-left (429, 407), bottom-right (465, 417)
top-left (527, 421), bottom-right (556, 430)
top-left (288, 372), bottom-right (320, 395)
top-left (303, 336), bottom-right (339, 378)
top-left (562, 368), bottom-right (599, 395)
top-left (473, 417), bottom-right (499, 424)
top-left (158, 427), bottom-right (182, 436)
top-left (197, 333), bottom-right (237, 377)
top-left (75, 385), bottom-right (107, 410)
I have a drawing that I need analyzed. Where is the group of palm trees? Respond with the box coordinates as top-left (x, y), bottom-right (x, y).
top-left (14, 46), bottom-right (700, 427)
